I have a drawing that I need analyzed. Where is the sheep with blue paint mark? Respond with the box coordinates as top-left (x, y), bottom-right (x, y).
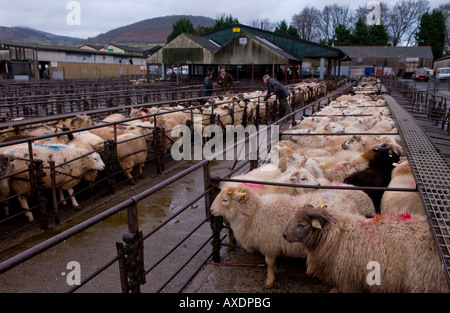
top-left (1, 143), bottom-right (104, 222)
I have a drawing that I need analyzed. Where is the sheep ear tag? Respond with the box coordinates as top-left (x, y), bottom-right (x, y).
top-left (311, 219), bottom-right (322, 230)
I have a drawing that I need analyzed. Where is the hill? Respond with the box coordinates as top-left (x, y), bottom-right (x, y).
top-left (0, 26), bottom-right (83, 46)
top-left (84, 15), bottom-right (216, 46)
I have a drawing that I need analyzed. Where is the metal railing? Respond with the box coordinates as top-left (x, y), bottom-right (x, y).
top-left (0, 79), bottom-right (350, 292)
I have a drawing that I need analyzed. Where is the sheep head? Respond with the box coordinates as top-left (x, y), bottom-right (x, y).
top-left (288, 169), bottom-right (321, 194)
top-left (86, 152), bottom-right (105, 171)
top-left (70, 114), bottom-right (94, 130)
top-left (283, 204), bottom-right (330, 246)
top-left (0, 154), bottom-right (14, 176)
top-left (210, 186), bottom-right (259, 221)
top-left (342, 135), bottom-right (362, 150)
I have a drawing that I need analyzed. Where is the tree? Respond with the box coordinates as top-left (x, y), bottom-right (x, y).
top-left (353, 17), bottom-right (370, 45)
top-left (416, 9), bottom-right (446, 58)
top-left (318, 4), bottom-right (353, 44)
top-left (368, 24), bottom-right (390, 46)
top-left (291, 6), bottom-right (321, 42)
top-left (386, 0), bottom-right (430, 46)
top-left (250, 18), bottom-right (276, 31)
top-left (439, 3), bottom-right (450, 54)
top-left (330, 24), bottom-right (353, 46)
top-left (213, 14), bottom-right (239, 30)
top-left (288, 25), bottom-right (300, 38)
top-left (274, 20), bottom-right (289, 35)
top-left (166, 18), bottom-right (195, 43)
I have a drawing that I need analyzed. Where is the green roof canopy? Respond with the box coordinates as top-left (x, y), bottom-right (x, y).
top-left (204, 24), bottom-right (348, 61)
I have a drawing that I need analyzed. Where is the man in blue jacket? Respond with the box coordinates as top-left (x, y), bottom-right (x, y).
top-left (263, 74), bottom-right (290, 117)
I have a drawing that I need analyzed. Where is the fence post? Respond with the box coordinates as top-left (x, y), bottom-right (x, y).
top-left (31, 159), bottom-right (48, 229)
top-left (116, 202), bottom-right (145, 293)
top-left (103, 139), bottom-right (117, 194)
top-left (203, 162), bottom-right (222, 263)
top-left (49, 161), bottom-right (60, 224)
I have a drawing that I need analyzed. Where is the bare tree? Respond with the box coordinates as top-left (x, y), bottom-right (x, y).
top-left (386, 0), bottom-right (430, 46)
top-left (291, 6), bottom-right (321, 42)
top-left (318, 4), bottom-right (353, 43)
top-left (249, 18), bottom-right (276, 31)
top-left (439, 3), bottom-right (450, 54)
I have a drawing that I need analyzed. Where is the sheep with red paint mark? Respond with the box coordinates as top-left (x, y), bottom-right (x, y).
top-left (283, 204), bottom-right (449, 293)
top-left (380, 160), bottom-right (426, 216)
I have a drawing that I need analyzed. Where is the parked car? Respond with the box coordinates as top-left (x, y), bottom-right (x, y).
top-left (436, 67), bottom-right (450, 80)
top-left (413, 69), bottom-right (429, 81)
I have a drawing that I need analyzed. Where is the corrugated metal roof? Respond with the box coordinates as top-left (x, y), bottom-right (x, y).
top-left (335, 46), bottom-right (434, 59)
top-left (204, 24), bottom-right (348, 60)
top-left (185, 34), bottom-right (221, 52)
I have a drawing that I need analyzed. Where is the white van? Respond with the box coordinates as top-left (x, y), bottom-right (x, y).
top-left (436, 67), bottom-right (450, 80)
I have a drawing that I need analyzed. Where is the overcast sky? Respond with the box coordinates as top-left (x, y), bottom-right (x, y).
top-left (0, 0), bottom-right (446, 39)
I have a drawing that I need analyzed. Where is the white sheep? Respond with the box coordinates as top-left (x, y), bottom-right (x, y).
top-left (210, 186), bottom-right (308, 288)
top-left (380, 160), bottom-right (426, 216)
top-left (2, 143), bottom-right (105, 222)
top-left (283, 204), bottom-right (449, 293)
top-left (116, 126), bottom-right (148, 185)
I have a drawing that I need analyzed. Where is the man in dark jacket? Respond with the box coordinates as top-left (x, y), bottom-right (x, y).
top-left (263, 74), bottom-right (290, 117)
top-left (204, 72), bottom-right (213, 97)
top-left (217, 68), bottom-right (233, 93)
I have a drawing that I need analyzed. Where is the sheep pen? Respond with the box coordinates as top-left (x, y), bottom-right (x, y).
top-left (1, 77), bottom-right (448, 294)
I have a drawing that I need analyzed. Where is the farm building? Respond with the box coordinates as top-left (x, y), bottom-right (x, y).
top-left (335, 45), bottom-right (434, 78)
top-left (0, 41), bottom-right (147, 80)
top-left (147, 23), bottom-right (350, 83)
top-left (433, 54), bottom-right (450, 71)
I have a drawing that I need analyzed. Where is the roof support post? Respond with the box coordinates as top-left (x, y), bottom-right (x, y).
top-left (320, 57), bottom-right (325, 80)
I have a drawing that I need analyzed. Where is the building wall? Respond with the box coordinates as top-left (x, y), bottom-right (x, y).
top-left (434, 57), bottom-right (450, 70)
top-left (47, 62), bottom-right (147, 79)
top-left (342, 56), bottom-right (433, 76)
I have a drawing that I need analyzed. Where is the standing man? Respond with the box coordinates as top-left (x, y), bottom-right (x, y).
top-left (203, 71), bottom-right (213, 97)
top-left (263, 74), bottom-right (290, 117)
top-left (217, 68), bottom-right (233, 94)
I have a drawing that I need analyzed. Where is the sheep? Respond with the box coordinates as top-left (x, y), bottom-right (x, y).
top-left (116, 126), bottom-right (148, 185)
top-left (283, 204), bottom-right (450, 293)
top-left (380, 160), bottom-right (426, 216)
top-left (211, 184), bottom-right (376, 288)
top-left (0, 154), bottom-right (14, 217)
top-left (67, 131), bottom-right (106, 192)
top-left (101, 113), bottom-right (127, 124)
top-left (210, 186), bottom-right (308, 288)
top-left (344, 147), bottom-right (400, 214)
top-left (70, 114), bottom-right (125, 141)
top-left (2, 143), bottom-right (105, 222)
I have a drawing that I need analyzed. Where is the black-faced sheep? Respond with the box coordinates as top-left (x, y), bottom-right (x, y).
top-left (343, 147), bottom-right (400, 214)
top-left (283, 204), bottom-right (449, 293)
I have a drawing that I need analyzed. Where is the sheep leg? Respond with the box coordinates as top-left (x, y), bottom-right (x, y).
top-left (67, 188), bottom-right (80, 209)
top-left (124, 169), bottom-right (136, 185)
top-left (59, 188), bottom-right (68, 205)
top-left (2, 201), bottom-right (9, 216)
top-left (18, 196), bottom-right (34, 223)
top-left (264, 255), bottom-right (277, 288)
